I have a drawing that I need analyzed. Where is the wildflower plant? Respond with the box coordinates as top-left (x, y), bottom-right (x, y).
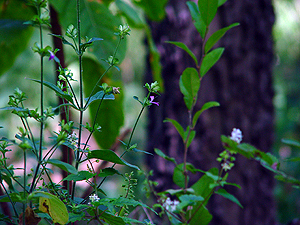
top-left (0, 0), bottom-right (158, 224)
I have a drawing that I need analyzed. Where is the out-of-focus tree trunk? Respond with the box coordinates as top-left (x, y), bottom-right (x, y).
top-left (145, 0), bottom-right (276, 224)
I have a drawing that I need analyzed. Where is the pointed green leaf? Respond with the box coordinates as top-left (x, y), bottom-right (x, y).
top-left (164, 118), bottom-right (185, 140)
top-left (84, 91), bottom-right (115, 109)
top-left (205, 23), bottom-right (239, 53)
top-left (218, 0), bottom-right (227, 6)
top-left (215, 188), bottom-right (243, 208)
top-left (47, 159), bottom-right (78, 175)
top-left (189, 205), bottom-right (212, 225)
top-left (63, 171), bottom-right (95, 181)
top-left (198, 0), bottom-right (218, 26)
top-left (27, 78), bottom-right (74, 104)
top-left (179, 67), bottom-right (200, 110)
top-left (187, 130), bottom-right (196, 148)
top-left (200, 48), bottom-right (224, 77)
top-left (193, 101), bottom-right (220, 127)
top-left (154, 148), bottom-right (177, 165)
top-left (166, 41), bottom-right (198, 66)
top-left (178, 194), bottom-right (204, 210)
top-left (115, 0), bottom-right (145, 28)
top-left (98, 168), bottom-right (121, 177)
top-left (187, 1), bottom-right (206, 39)
top-left (88, 149), bottom-right (139, 170)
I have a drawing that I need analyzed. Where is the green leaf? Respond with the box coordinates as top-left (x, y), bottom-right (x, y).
top-left (193, 101), bottom-right (220, 127)
top-left (47, 159), bottom-right (78, 175)
top-left (115, 0), bottom-right (145, 28)
top-left (83, 57), bottom-right (124, 149)
top-left (282, 138), bottom-right (300, 148)
top-left (29, 191), bottom-right (69, 225)
top-left (50, 34), bottom-right (77, 53)
top-left (189, 205), bottom-right (212, 225)
top-left (63, 171), bottom-right (95, 181)
top-left (50, 0), bottom-right (126, 66)
top-left (177, 194), bottom-right (204, 210)
top-left (200, 47), bottom-right (224, 77)
top-left (173, 163), bottom-right (186, 188)
top-left (198, 0), bottom-right (218, 26)
top-left (99, 212), bottom-right (125, 225)
top-left (216, 188), bottom-right (243, 208)
top-left (134, 0), bottom-right (168, 21)
top-left (218, 0), bottom-right (227, 6)
top-left (186, 1), bottom-right (206, 39)
top-left (205, 23), bottom-right (239, 53)
top-left (166, 41), bottom-right (198, 66)
top-left (164, 118), bottom-right (185, 140)
top-left (84, 91), bottom-right (115, 109)
top-left (88, 149), bottom-right (139, 170)
top-left (179, 67), bottom-right (200, 110)
top-left (98, 168), bottom-right (121, 177)
top-left (27, 79), bottom-right (74, 104)
top-left (154, 148), bottom-right (177, 165)
top-left (0, 0), bottom-right (34, 77)
top-left (186, 130), bottom-right (196, 148)
top-left (0, 192), bottom-right (23, 203)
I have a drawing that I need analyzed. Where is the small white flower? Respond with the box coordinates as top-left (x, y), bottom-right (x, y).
top-left (221, 162), bottom-right (231, 171)
top-left (163, 197), bottom-right (179, 212)
top-left (230, 128), bottom-right (243, 144)
top-left (89, 194), bottom-right (100, 203)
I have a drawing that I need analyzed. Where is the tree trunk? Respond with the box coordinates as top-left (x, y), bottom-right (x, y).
top-left (145, 0), bottom-right (276, 224)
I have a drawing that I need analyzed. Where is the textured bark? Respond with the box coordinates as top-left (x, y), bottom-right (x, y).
top-left (145, 0), bottom-right (276, 224)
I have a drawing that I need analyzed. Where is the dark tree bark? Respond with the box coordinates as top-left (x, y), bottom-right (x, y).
top-left (146, 0), bottom-right (276, 224)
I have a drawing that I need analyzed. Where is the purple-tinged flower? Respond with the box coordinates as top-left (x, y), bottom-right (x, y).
top-left (48, 51), bottom-right (55, 61)
top-left (230, 128), bottom-right (243, 144)
top-left (149, 96), bottom-right (159, 106)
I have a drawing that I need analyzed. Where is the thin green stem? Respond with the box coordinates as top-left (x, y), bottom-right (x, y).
top-left (0, 178), bottom-right (18, 219)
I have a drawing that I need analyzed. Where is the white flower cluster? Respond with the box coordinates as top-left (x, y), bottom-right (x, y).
top-left (163, 197), bottom-right (179, 212)
top-left (89, 194), bottom-right (100, 203)
top-left (230, 128), bottom-right (243, 144)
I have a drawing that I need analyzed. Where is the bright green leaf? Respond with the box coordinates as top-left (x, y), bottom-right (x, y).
top-left (215, 188), bottom-right (243, 208)
top-left (193, 101), bottom-right (220, 127)
top-left (205, 23), bottom-right (239, 53)
top-left (282, 138), bottom-right (300, 148)
top-left (63, 171), bottom-right (95, 181)
top-left (178, 194), bottom-right (204, 210)
top-left (186, 1), bottom-right (206, 39)
top-left (200, 48), bottom-right (224, 77)
top-left (47, 159), bottom-right (78, 175)
top-left (198, 0), bottom-right (218, 26)
top-left (166, 41), bottom-right (198, 66)
top-left (98, 168), bottom-right (121, 177)
top-left (218, 0), bottom-right (227, 6)
top-left (88, 149), bottom-right (139, 170)
top-left (189, 205), bottom-right (212, 225)
top-left (179, 67), bottom-right (200, 110)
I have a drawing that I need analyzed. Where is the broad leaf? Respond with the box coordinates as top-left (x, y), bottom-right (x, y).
top-left (88, 149), bottom-right (139, 170)
top-left (179, 67), bottom-right (200, 110)
top-left (134, 0), bottom-right (168, 21)
top-left (193, 101), bottom-right (220, 127)
top-left (115, 0), bottom-right (145, 28)
top-left (83, 57), bottom-right (124, 149)
top-left (166, 41), bottom-right (198, 66)
top-left (200, 48), bottom-right (224, 77)
top-left (177, 194), bottom-right (204, 210)
top-left (84, 91), bottom-right (115, 109)
top-left (186, 1), bottom-right (206, 39)
top-left (218, 0), bottom-right (227, 6)
top-left (98, 168), bottom-right (121, 177)
top-left (0, 0), bottom-right (34, 76)
top-left (189, 204), bottom-right (212, 225)
top-left (173, 163), bottom-right (186, 188)
top-left (205, 23), bottom-right (239, 53)
top-left (198, 0), bottom-right (218, 26)
top-left (47, 159), bottom-right (78, 175)
top-left (29, 191), bottom-right (69, 225)
top-left (50, 0), bottom-right (126, 66)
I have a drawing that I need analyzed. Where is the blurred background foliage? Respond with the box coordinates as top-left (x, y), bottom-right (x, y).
top-left (0, 0), bottom-right (300, 223)
top-left (273, 0), bottom-right (300, 223)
